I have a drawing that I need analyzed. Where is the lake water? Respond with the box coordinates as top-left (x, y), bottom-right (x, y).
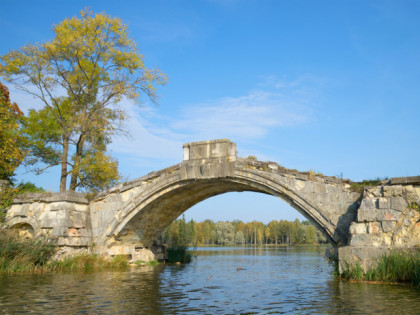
top-left (1, 246), bottom-right (420, 314)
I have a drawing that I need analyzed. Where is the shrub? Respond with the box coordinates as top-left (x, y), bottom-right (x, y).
top-left (167, 246), bottom-right (192, 263)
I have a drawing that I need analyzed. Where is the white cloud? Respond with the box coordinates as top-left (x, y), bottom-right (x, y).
top-left (110, 74), bottom-right (318, 163)
top-left (171, 88), bottom-right (311, 140)
top-left (109, 101), bottom-right (183, 160)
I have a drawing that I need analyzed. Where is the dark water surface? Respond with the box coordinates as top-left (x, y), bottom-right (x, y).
top-left (1, 246), bottom-right (420, 314)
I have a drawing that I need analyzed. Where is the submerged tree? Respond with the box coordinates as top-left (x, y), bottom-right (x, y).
top-left (0, 10), bottom-right (166, 192)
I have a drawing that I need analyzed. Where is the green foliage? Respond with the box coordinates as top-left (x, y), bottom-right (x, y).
top-left (135, 259), bottom-right (159, 266)
top-left (408, 202), bottom-right (419, 211)
top-left (0, 185), bottom-right (15, 222)
top-left (339, 252), bottom-right (420, 286)
top-left (16, 181), bottom-right (45, 194)
top-left (0, 82), bottom-right (26, 182)
top-left (56, 254), bottom-right (129, 271)
top-left (340, 261), bottom-right (364, 281)
top-left (0, 10), bottom-right (166, 192)
top-left (74, 150), bottom-right (121, 192)
top-left (350, 178), bottom-right (387, 193)
top-left (162, 218), bottom-right (327, 247)
top-left (0, 227), bottom-right (56, 273)
top-left (167, 246), bottom-right (192, 263)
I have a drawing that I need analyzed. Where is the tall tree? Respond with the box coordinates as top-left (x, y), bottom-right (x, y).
top-left (0, 82), bottom-right (25, 182)
top-left (0, 82), bottom-right (26, 218)
top-left (0, 10), bottom-right (166, 192)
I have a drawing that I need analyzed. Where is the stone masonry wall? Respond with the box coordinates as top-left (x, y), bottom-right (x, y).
top-left (339, 184), bottom-right (420, 272)
top-left (5, 192), bottom-right (92, 257)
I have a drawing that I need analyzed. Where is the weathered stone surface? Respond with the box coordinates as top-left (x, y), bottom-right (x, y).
top-left (391, 176), bottom-right (420, 185)
top-left (383, 185), bottom-right (402, 197)
top-left (382, 221), bottom-right (396, 233)
top-left (377, 197), bottom-right (389, 209)
top-left (376, 209), bottom-right (402, 221)
top-left (360, 198), bottom-right (375, 210)
top-left (349, 222), bottom-right (367, 234)
top-left (390, 197), bottom-right (408, 212)
top-left (368, 222), bottom-right (382, 234)
top-left (357, 209), bottom-right (377, 222)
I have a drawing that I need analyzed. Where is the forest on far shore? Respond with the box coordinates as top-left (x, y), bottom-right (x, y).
top-left (161, 216), bottom-right (327, 247)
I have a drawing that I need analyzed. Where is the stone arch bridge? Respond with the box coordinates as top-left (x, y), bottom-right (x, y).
top-left (5, 140), bottom-right (420, 270)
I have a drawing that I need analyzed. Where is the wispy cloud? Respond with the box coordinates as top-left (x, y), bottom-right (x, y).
top-left (109, 74), bottom-right (320, 164)
top-left (11, 74), bottom-right (320, 169)
top-left (109, 101), bottom-right (182, 160)
top-left (171, 89), bottom-right (308, 140)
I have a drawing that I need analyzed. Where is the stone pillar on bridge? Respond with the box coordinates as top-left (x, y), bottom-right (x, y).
top-left (183, 139), bottom-right (237, 162)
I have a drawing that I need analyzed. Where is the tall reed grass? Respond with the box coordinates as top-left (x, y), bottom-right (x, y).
top-left (0, 227), bottom-right (56, 273)
top-left (340, 251), bottom-right (420, 286)
top-left (0, 227), bottom-right (132, 273)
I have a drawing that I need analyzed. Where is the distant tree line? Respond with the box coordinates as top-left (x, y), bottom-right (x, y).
top-left (161, 216), bottom-right (327, 246)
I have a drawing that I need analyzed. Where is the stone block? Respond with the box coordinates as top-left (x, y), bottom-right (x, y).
top-left (57, 236), bottom-right (91, 247)
top-left (183, 139), bottom-right (237, 161)
top-left (69, 212), bottom-right (86, 228)
top-left (383, 186), bottom-right (402, 197)
top-left (349, 222), bottom-right (367, 234)
top-left (391, 176), bottom-right (420, 185)
top-left (376, 209), bottom-right (401, 221)
top-left (357, 209), bottom-right (376, 222)
top-left (368, 222), bottom-right (382, 234)
top-left (377, 198), bottom-right (389, 209)
top-left (390, 197), bottom-right (408, 212)
top-left (67, 227), bottom-right (90, 237)
top-left (403, 185), bottom-right (419, 200)
top-left (349, 234), bottom-right (373, 246)
top-left (349, 233), bottom-right (388, 247)
top-left (366, 187), bottom-right (382, 198)
top-left (382, 221), bottom-right (396, 233)
top-left (359, 198), bottom-right (374, 210)
top-left (52, 226), bottom-right (68, 237)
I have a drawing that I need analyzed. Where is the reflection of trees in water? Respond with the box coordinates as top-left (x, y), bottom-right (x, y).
top-left (193, 245), bottom-right (329, 257)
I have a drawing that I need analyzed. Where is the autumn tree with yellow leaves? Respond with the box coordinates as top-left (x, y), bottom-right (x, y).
top-left (0, 82), bottom-right (25, 182)
top-left (0, 10), bottom-right (166, 192)
top-left (0, 82), bottom-right (26, 217)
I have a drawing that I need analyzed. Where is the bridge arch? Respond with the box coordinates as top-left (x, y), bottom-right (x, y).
top-left (94, 140), bottom-right (360, 253)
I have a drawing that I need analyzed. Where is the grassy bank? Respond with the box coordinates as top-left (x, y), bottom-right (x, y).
top-left (339, 252), bottom-right (420, 287)
top-left (0, 227), bottom-right (159, 273)
top-left (0, 228), bottom-right (56, 273)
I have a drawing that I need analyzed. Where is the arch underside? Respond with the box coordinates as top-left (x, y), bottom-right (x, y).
top-left (111, 176), bottom-right (339, 248)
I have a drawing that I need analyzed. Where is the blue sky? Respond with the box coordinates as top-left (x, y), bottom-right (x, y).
top-left (1, 0), bottom-right (419, 223)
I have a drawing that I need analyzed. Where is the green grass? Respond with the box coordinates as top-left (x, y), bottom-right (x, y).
top-left (135, 259), bottom-right (159, 266)
top-left (339, 252), bottom-right (420, 286)
top-left (349, 178), bottom-right (387, 193)
top-left (0, 227), bottom-right (56, 273)
top-left (167, 246), bottom-right (192, 263)
top-left (0, 227), bottom-right (146, 273)
top-left (55, 254), bottom-right (130, 271)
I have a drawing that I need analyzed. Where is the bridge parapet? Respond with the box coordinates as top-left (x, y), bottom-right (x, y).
top-left (183, 139), bottom-right (237, 162)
